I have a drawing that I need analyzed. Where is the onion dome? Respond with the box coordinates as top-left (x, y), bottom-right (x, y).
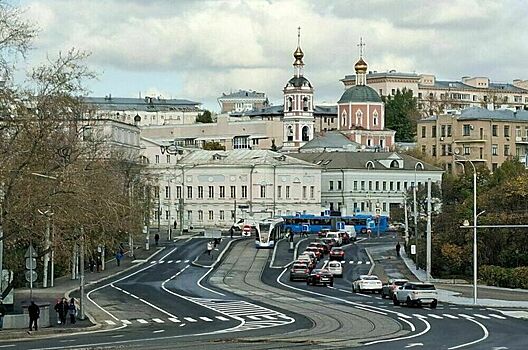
top-left (354, 57), bottom-right (368, 74)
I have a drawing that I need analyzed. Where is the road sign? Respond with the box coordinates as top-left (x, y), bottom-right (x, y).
top-left (25, 270), bottom-right (37, 283)
top-left (25, 257), bottom-right (36, 270)
top-left (24, 245), bottom-right (37, 258)
top-left (411, 244), bottom-right (417, 255)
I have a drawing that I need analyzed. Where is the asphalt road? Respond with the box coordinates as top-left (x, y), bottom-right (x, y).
top-left (1, 235), bottom-right (526, 350)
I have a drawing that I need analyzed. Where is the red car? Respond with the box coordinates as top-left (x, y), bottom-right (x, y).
top-left (305, 246), bottom-right (322, 260)
top-left (339, 232), bottom-right (351, 245)
top-left (318, 229), bottom-right (330, 238)
top-left (307, 269), bottom-right (334, 287)
top-left (329, 247), bottom-right (345, 261)
top-left (308, 242), bottom-right (327, 256)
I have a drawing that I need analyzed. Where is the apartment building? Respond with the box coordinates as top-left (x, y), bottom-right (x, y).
top-left (417, 107), bottom-right (528, 173)
top-left (342, 72), bottom-right (528, 115)
top-left (217, 90), bottom-right (269, 114)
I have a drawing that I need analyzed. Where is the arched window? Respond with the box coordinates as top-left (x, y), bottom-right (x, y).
top-left (303, 97), bottom-right (309, 112)
top-left (390, 160), bottom-right (400, 168)
top-left (341, 110), bottom-right (347, 127)
top-left (287, 125), bottom-right (294, 141)
top-left (416, 162), bottom-right (424, 170)
top-left (356, 110), bottom-right (363, 125)
top-left (301, 126), bottom-right (310, 141)
top-left (366, 161), bottom-right (375, 169)
top-left (287, 97), bottom-right (293, 112)
top-left (373, 110), bottom-right (378, 126)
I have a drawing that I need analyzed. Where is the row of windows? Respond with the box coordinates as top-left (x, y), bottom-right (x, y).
top-left (421, 124), bottom-right (528, 139)
top-left (154, 209), bottom-right (235, 222)
top-left (417, 92), bottom-right (528, 104)
top-left (329, 180), bottom-right (422, 192)
top-left (154, 185), bottom-right (316, 200)
top-left (328, 201), bottom-right (388, 212)
top-left (424, 143), bottom-right (516, 157)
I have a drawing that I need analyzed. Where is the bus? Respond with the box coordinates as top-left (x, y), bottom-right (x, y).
top-left (282, 213), bottom-right (389, 235)
top-left (342, 214), bottom-right (389, 234)
top-left (255, 218), bottom-right (285, 248)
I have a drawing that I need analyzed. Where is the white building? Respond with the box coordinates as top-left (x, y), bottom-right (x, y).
top-left (81, 118), bottom-right (141, 160)
top-left (142, 146), bottom-right (322, 231)
top-left (291, 152), bottom-right (443, 217)
top-left (218, 90), bottom-right (269, 114)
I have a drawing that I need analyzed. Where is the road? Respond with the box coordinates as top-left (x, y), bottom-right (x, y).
top-left (2, 236), bottom-right (527, 349)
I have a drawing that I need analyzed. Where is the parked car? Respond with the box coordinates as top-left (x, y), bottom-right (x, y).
top-left (304, 246), bottom-right (322, 260)
top-left (393, 282), bottom-right (438, 308)
top-left (289, 262), bottom-right (311, 281)
top-left (306, 269), bottom-right (334, 287)
top-left (326, 260), bottom-right (343, 278)
top-left (352, 275), bottom-right (383, 293)
top-left (329, 247), bottom-right (345, 261)
top-left (381, 278), bottom-right (409, 299)
top-left (326, 231), bottom-right (342, 246)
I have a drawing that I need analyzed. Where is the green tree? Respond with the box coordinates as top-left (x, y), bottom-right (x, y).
top-left (203, 141), bottom-right (225, 150)
top-left (384, 88), bottom-right (420, 142)
top-left (196, 110), bottom-right (213, 123)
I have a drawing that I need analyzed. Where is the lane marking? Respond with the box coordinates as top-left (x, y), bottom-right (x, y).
top-left (111, 335), bottom-right (124, 338)
top-left (137, 319), bottom-right (148, 324)
top-left (366, 261), bottom-right (371, 264)
top-left (168, 318), bottom-right (181, 323)
top-left (247, 315), bottom-right (260, 320)
top-left (184, 317), bottom-right (197, 322)
top-left (184, 259), bottom-right (189, 263)
top-left (105, 320), bottom-right (116, 325)
top-left (176, 260), bottom-right (181, 263)
top-left (152, 318), bottom-right (165, 323)
top-left (159, 261), bottom-right (165, 264)
top-left (443, 314), bottom-right (459, 319)
top-left (473, 314), bottom-right (490, 320)
top-left (398, 317), bottom-right (416, 332)
top-left (199, 316), bottom-right (213, 322)
top-left (488, 314), bottom-right (507, 320)
top-left (447, 317), bottom-right (489, 350)
top-left (167, 260), bottom-right (173, 264)
top-left (121, 320), bottom-right (132, 325)
top-left (216, 316), bottom-right (230, 321)
top-left (349, 261), bottom-right (354, 264)
top-left (153, 330), bottom-right (165, 333)
top-left (427, 314), bottom-right (443, 319)
top-left (357, 261), bottom-right (363, 264)
top-left (262, 315), bottom-right (277, 320)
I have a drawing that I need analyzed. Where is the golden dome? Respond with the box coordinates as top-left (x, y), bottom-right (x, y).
top-left (293, 46), bottom-right (304, 66)
top-left (354, 57), bottom-right (368, 74)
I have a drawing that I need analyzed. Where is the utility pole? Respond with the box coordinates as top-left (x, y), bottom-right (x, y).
top-left (79, 227), bottom-right (85, 320)
top-left (413, 181), bottom-right (418, 268)
top-left (42, 214), bottom-right (51, 288)
top-left (426, 178), bottom-right (432, 281)
top-left (50, 221), bottom-right (54, 287)
top-left (0, 183), bottom-right (4, 297)
top-left (403, 195), bottom-right (409, 246)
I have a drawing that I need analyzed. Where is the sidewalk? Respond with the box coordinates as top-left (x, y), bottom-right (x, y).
top-left (368, 238), bottom-right (528, 308)
top-left (0, 242), bottom-right (167, 340)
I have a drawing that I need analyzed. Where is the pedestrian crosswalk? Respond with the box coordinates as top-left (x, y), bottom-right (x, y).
top-left (408, 312), bottom-right (508, 321)
top-left (150, 259), bottom-right (189, 265)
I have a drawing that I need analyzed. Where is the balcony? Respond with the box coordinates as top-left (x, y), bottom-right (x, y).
top-left (453, 137), bottom-right (487, 143)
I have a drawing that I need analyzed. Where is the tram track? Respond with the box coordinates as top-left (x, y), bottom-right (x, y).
top-left (207, 239), bottom-right (407, 348)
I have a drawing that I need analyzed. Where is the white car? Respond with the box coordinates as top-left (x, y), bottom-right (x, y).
top-left (325, 260), bottom-right (343, 278)
top-left (325, 231), bottom-right (342, 246)
top-left (352, 275), bottom-right (383, 293)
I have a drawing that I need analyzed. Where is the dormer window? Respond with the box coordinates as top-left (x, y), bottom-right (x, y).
top-left (390, 160), bottom-right (400, 168)
top-left (212, 153), bottom-right (227, 161)
top-left (415, 162), bottom-right (424, 170)
top-left (366, 161), bottom-right (375, 169)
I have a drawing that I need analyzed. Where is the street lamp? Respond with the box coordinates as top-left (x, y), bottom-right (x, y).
top-left (413, 162), bottom-right (422, 269)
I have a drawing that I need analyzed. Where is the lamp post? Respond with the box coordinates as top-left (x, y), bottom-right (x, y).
top-left (413, 162), bottom-right (421, 269)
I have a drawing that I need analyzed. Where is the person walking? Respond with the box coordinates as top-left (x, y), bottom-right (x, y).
top-left (0, 300), bottom-right (6, 330)
top-left (59, 298), bottom-right (68, 325)
top-left (53, 298), bottom-right (62, 325)
top-left (96, 255), bottom-right (102, 272)
top-left (116, 250), bottom-right (123, 266)
top-left (28, 301), bottom-right (40, 331)
top-left (207, 241), bottom-right (213, 259)
top-left (396, 241), bottom-right (401, 257)
top-left (68, 299), bottom-right (77, 324)
top-left (154, 233), bottom-right (160, 246)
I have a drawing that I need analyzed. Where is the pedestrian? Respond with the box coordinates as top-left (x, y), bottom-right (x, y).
top-left (289, 231), bottom-right (294, 242)
top-left (68, 299), bottom-right (76, 324)
top-left (207, 241), bottom-right (213, 259)
top-left (116, 250), bottom-right (123, 266)
top-left (28, 301), bottom-right (40, 331)
top-left (53, 298), bottom-right (62, 324)
top-left (0, 300), bottom-right (6, 330)
top-left (154, 233), bottom-right (160, 246)
top-left (60, 298), bottom-right (68, 325)
top-left (96, 255), bottom-right (102, 272)
top-left (174, 220), bottom-right (177, 230)
top-left (229, 227), bottom-right (234, 239)
top-left (89, 257), bottom-right (95, 272)
top-left (396, 241), bottom-right (401, 257)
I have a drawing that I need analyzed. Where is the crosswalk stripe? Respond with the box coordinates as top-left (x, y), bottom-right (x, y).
top-left (167, 260), bottom-right (173, 264)
top-left (152, 318), bottom-right (164, 323)
top-left (105, 320), bottom-right (116, 325)
top-left (121, 320), bottom-right (132, 324)
top-left (357, 261), bottom-right (363, 264)
top-left (216, 316), bottom-right (230, 321)
top-left (150, 261), bottom-right (156, 264)
top-left (397, 313), bottom-right (412, 319)
top-left (261, 315), bottom-right (277, 320)
top-left (159, 261), bottom-right (165, 264)
top-left (184, 317), bottom-right (197, 322)
top-left (442, 314), bottom-right (459, 319)
top-left (137, 319), bottom-right (148, 324)
top-left (184, 260), bottom-right (189, 263)
top-left (458, 313), bottom-right (473, 319)
top-left (199, 317), bottom-right (213, 322)
top-left (473, 314), bottom-right (490, 319)
top-left (168, 318), bottom-right (181, 323)
top-left (176, 260), bottom-right (181, 263)
top-left (427, 314), bottom-right (443, 319)
top-left (489, 314), bottom-right (507, 320)
top-left (366, 261), bottom-right (371, 264)
top-left (349, 261), bottom-right (354, 264)
top-left (412, 314), bottom-right (427, 319)
top-left (247, 315), bottom-right (261, 320)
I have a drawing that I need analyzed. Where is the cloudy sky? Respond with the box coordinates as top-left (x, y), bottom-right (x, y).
top-left (14, 0), bottom-right (528, 111)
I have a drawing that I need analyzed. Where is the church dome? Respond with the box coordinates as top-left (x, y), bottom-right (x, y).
top-left (338, 85), bottom-right (382, 103)
top-left (354, 57), bottom-right (368, 74)
top-left (287, 76), bottom-right (312, 88)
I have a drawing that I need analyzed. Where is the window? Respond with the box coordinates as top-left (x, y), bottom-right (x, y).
top-left (441, 125), bottom-right (446, 137)
top-left (356, 110), bottom-right (363, 125)
top-left (165, 186), bottom-right (170, 199)
top-left (516, 126), bottom-right (522, 137)
top-left (447, 125), bottom-right (452, 137)
top-left (421, 126), bottom-right (426, 138)
top-left (396, 182), bottom-right (401, 191)
top-left (492, 144), bottom-right (498, 156)
top-left (375, 181), bottom-right (379, 191)
top-left (219, 210), bottom-right (225, 221)
top-left (166, 155), bottom-right (170, 163)
top-left (361, 181), bottom-right (365, 190)
top-left (463, 124), bottom-right (471, 136)
top-left (382, 202), bottom-right (387, 212)
top-left (329, 181), bottom-right (334, 191)
top-left (504, 125), bottom-right (510, 137)
top-left (219, 186), bottom-right (225, 198)
top-left (233, 136), bottom-right (250, 149)
top-left (277, 186), bottom-right (282, 198)
top-left (480, 147), bottom-right (484, 159)
top-left (492, 163), bottom-right (498, 172)
top-left (310, 186), bottom-right (314, 199)
top-left (286, 186), bottom-right (290, 199)
top-left (252, 138), bottom-right (259, 146)
top-left (373, 111), bottom-right (378, 126)
top-left (153, 186), bottom-right (160, 199)
top-left (337, 180), bottom-right (342, 190)
top-left (187, 210), bottom-right (192, 222)
top-left (432, 145), bottom-right (437, 156)
top-left (176, 186), bottom-right (182, 199)
top-left (383, 181), bottom-right (387, 191)
top-left (422, 145), bottom-right (426, 153)
top-left (463, 145), bottom-right (471, 155)
top-left (492, 125), bottom-right (498, 137)
top-left (390, 181), bottom-right (394, 191)
top-left (187, 186), bottom-right (193, 199)
top-left (198, 186), bottom-right (204, 199)
top-left (368, 181), bottom-right (372, 191)
top-left (230, 186), bottom-right (236, 198)
top-left (353, 181), bottom-right (358, 190)
top-left (208, 210), bottom-right (213, 221)
top-left (165, 210), bottom-right (169, 220)
top-left (302, 186), bottom-right (307, 199)
top-left (504, 144), bottom-right (510, 156)
top-left (241, 186), bottom-right (248, 198)
top-left (432, 126), bottom-right (437, 138)
top-left (155, 155), bottom-right (160, 164)
top-left (198, 210), bottom-right (203, 221)
top-left (208, 186), bottom-right (214, 198)
top-left (260, 185), bottom-right (266, 198)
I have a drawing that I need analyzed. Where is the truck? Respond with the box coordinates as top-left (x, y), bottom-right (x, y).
top-left (392, 282), bottom-right (438, 308)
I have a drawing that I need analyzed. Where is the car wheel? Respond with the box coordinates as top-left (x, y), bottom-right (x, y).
top-left (406, 296), bottom-right (414, 307)
top-left (329, 282), bottom-right (334, 287)
top-left (431, 300), bottom-right (438, 309)
top-left (393, 296), bottom-right (400, 306)
top-left (381, 292), bottom-right (386, 299)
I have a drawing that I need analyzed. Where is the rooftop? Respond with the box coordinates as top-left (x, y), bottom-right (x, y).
top-left (300, 131), bottom-right (359, 151)
top-left (84, 96), bottom-right (202, 112)
top-left (423, 107), bottom-right (528, 122)
top-left (179, 149), bottom-right (318, 167)
top-left (218, 90), bottom-right (267, 100)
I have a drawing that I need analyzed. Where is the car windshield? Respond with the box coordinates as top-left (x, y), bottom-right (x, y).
top-left (413, 284), bottom-right (436, 290)
top-left (394, 281), bottom-right (407, 286)
top-left (329, 262), bottom-right (340, 267)
top-left (293, 264), bottom-right (307, 269)
top-left (362, 276), bottom-right (379, 280)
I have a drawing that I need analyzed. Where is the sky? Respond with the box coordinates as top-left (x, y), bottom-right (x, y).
top-left (13, 0), bottom-right (528, 111)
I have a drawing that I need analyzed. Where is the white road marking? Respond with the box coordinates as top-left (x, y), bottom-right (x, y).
top-left (405, 343), bottom-right (423, 348)
top-left (179, 323), bottom-right (186, 327)
top-left (152, 318), bottom-right (164, 323)
top-left (153, 330), bottom-right (165, 333)
top-left (111, 335), bottom-right (124, 338)
top-left (412, 314), bottom-right (427, 319)
top-left (366, 261), bottom-right (371, 264)
top-left (121, 320), bottom-right (132, 325)
top-left (488, 314), bottom-right (507, 320)
top-left (184, 317), bottom-right (197, 322)
top-left (199, 316), bottom-right (213, 322)
top-left (216, 316), bottom-right (230, 321)
top-left (59, 340), bottom-right (76, 343)
top-left (175, 260), bottom-right (181, 263)
top-left (261, 315), bottom-right (277, 320)
top-left (136, 319), bottom-right (148, 324)
top-left (168, 318), bottom-right (181, 323)
top-left (184, 259), bottom-right (189, 263)
top-left (158, 261), bottom-right (165, 264)
top-left (498, 310), bottom-right (528, 319)
top-left (458, 313), bottom-right (474, 319)
top-left (399, 317), bottom-right (415, 331)
top-left (167, 260), bottom-right (173, 264)
top-left (397, 313), bottom-right (413, 319)
top-left (357, 261), bottom-right (363, 264)
top-left (448, 316), bottom-right (489, 349)
top-left (0, 346), bottom-right (15, 348)
top-left (427, 314), bottom-right (443, 319)
top-left (105, 320), bottom-right (116, 325)
top-left (442, 314), bottom-right (459, 319)
top-left (150, 261), bottom-right (156, 264)
top-left (247, 315), bottom-right (260, 320)
top-left (349, 261), bottom-right (354, 264)
top-left (473, 314), bottom-right (490, 319)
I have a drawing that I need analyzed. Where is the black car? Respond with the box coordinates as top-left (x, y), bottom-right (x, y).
top-left (289, 262), bottom-right (310, 281)
top-left (306, 268), bottom-right (334, 287)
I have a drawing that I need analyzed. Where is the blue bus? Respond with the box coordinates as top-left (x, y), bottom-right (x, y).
top-left (282, 213), bottom-right (389, 235)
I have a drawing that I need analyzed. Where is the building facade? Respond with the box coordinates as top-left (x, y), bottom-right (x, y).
top-left (291, 152), bottom-right (443, 217)
top-left (143, 148), bottom-right (322, 231)
top-left (218, 90), bottom-right (269, 114)
top-left (417, 107), bottom-right (528, 173)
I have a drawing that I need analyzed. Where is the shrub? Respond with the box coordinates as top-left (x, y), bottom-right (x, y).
top-left (479, 265), bottom-right (528, 289)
